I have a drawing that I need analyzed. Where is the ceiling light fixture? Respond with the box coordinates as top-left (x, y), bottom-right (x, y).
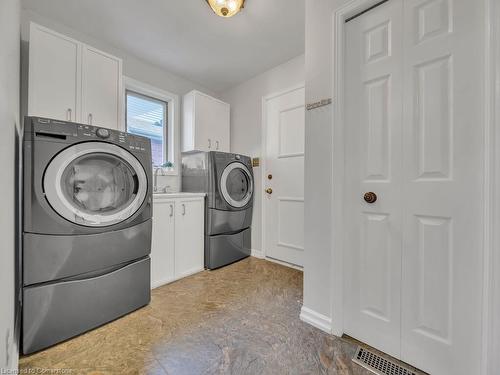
top-left (205, 0), bottom-right (245, 17)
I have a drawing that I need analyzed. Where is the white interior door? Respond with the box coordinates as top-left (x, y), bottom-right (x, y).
top-left (343, 0), bottom-right (484, 374)
top-left (343, 0), bottom-right (404, 359)
top-left (264, 86), bottom-right (305, 267)
top-left (400, 0), bottom-right (484, 373)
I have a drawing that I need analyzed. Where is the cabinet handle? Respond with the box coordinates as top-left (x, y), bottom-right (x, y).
top-left (67, 108), bottom-right (72, 121)
top-left (169, 204), bottom-right (173, 217)
top-left (88, 113), bottom-right (93, 125)
top-left (216, 140), bottom-right (219, 150)
top-left (182, 203), bottom-right (186, 216)
top-left (208, 139), bottom-right (212, 149)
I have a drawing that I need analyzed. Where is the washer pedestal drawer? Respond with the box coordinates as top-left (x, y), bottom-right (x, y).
top-left (22, 257), bottom-right (150, 354)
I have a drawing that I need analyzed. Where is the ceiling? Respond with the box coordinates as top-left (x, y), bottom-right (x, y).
top-left (22, 0), bottom-right (305, 93)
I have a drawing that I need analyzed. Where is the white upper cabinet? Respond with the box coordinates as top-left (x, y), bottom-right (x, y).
top-left (182, 90), bottom-right (230, 152)
top-left (28, 23), bottom-right (80, 122)
top-left (28, 23), bottom-right (122, 129)
top-left (81, 46), bottom-right (122, 129)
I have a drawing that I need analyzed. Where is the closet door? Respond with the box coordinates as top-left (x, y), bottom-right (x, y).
top-left (81, 45), bottom-right (122, 129)
top-left (28, 23), bottom-right (80, 122)
top-left (400, 0), bottom-right (485, 374)
top-left (343, 0), bottom-right (404, 359)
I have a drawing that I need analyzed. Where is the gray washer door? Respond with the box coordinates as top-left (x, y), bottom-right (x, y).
top-left (44, 142), bottom-right (148, 227)
top-left (219, 162), bottom-right (253, 208)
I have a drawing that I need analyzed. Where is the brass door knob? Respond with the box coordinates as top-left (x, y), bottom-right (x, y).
top-left (265, 188), bottom-right (273, 194)
top-left (364, 192), bottom-right (377, 203)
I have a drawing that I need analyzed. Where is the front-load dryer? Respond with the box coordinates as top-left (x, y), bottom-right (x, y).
top-left (182, 151), bottom-right (254, 269)
top-left (22, 116), bottom-right (153, 354)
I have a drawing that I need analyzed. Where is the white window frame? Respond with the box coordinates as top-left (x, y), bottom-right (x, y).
top-left (122, 76), bottom-right (180, 176)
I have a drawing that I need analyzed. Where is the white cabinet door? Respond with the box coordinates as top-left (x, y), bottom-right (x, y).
top-left (151, 200), bottom-right (175, 288)
top-left (28, 23), bottom-right (80, 122)
top-left (211, 99), bottom-right (230, 152)
top-left (174, 199), bottom-right (204, 278)
top-left (194, 92), bottom-right (218, 151)
top-left (81, 46), bottom-right (122, 129)
top-left (182, 91), bottom-right (230, 152)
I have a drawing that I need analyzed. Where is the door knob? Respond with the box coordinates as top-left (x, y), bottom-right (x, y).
top-left (364, 192), bottom-right (377, 203)
top-left (265, 188), bottom-right (273, 194)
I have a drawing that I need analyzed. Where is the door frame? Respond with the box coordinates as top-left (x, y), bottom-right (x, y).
top-left (330, 1), bottom-right (500, 374)
top-left (261, 83), bottom-right (305, 268)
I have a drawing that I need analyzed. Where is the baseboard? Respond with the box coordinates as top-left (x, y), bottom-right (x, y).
top-left (300, 306), bottom-right (332, 334)
top-left (151, 277), bottom-right (176, 290)
top-left (251, 249), bottom-right (265, 259)
top-left (265, 256), bottom-right (303, 271)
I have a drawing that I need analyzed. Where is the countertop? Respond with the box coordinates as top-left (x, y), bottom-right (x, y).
top-left (152, 192), bottom-right (206, 199)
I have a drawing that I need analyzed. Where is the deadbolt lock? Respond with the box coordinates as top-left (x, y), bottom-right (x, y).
top-left (268, 174), bottom-right (273, 180)
top-left (265, 188), bottom-right (273, 194)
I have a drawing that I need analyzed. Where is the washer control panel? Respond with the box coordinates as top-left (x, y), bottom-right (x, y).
top-left (28, 117), bottom-right (151, 154)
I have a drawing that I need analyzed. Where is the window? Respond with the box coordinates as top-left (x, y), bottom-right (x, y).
top-left (126, 90), bottom-right (168, 166)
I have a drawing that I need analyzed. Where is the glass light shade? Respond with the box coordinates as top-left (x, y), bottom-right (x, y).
top-left (206, 0), bottom-right (245, 17)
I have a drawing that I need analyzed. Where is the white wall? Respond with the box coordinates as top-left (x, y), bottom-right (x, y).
top-left (302, 0), bottom-right (351, 324)
top-left (0, 0), bottom-right (20, 369)
top-left (220, 54), bottom-right (304, 254)
top-left (21, 8), bottom-right (219, 192)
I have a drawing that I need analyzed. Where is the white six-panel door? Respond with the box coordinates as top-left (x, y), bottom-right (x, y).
top-left (344, 0), bottom-right (404, 359)
top-left (343, 0), bottom-right (484, 374)
top-left (264, 87), bottom-right (305, 267)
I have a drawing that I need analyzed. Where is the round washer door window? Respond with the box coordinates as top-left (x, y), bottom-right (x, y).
top-left (220, 162), bottom-right (253, 208)
top-left (44, 142), bottom-right (148, 227)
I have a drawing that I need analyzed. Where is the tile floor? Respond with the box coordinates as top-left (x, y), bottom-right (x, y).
top-left (20, 257), bottom-right (373, 375)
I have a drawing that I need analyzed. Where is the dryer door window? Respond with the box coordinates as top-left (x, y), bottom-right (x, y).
top-left (44, 142), bottom-right (148, 227)
top-left (220, 162), bottom-right (253, 208)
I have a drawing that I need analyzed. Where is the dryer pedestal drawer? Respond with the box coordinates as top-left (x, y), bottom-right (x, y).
top-left (22, 257), bottom-right (150, 354)
top-left (23, 219), bottom-right (152, 285)
top-left (206, 208), bottom-right (253, 235)
top-left (205, 227), bottom-right (251, 269)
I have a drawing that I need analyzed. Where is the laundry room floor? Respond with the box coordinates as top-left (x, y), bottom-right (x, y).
top-left (20, 257), bottom-right (373, 375)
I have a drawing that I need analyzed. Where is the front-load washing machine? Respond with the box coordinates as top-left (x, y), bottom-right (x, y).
top-left (182, 151), bottom-right (254, 269)
top-left (22, 116), bottom-right (153, 354)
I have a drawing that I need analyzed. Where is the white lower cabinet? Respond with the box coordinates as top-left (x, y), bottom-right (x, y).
top-left (151, 194), bottom-right (204, 288)
top-left (174, 199), bottom-right (205, 279)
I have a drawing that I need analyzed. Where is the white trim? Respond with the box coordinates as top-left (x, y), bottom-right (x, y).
top-left (265, 256), bottom-right (303, 271)
top-left (484, 1), bottom-right (500, 374)
top-left (261, 83), bottom-right (305, 262)
top-left (151, 276), bottom-right (176, 289)
top-left (299, 306), bottom-right (332, 334)
top-left (251, 249), bottom-right (265, 259)
top-left (123, 76), bottom-right (180, 176)
top-left (175, 267), bottom-right (204, 280)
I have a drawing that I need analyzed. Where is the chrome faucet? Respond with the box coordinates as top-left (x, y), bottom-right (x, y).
top-left (153, 167), bottom-right (165, 193)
